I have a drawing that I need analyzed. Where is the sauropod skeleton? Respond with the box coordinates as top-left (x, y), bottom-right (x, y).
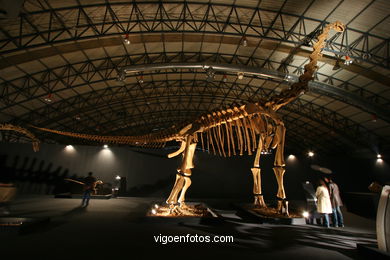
top-left (1, 21), bottom-right (345, 216)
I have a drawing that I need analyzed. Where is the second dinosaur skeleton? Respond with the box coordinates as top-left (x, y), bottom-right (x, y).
top-left (4, 21), bottom-right (345, 216)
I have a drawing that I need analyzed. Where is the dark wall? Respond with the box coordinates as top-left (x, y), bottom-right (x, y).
top-left (302, 153), bottom-right (390, 191)
top-left (0, 142), bottom-right (388, 201)
top-left (0, 143), bottom-right (177, 193)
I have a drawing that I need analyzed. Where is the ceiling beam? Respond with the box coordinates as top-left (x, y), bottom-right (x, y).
top-left (1, 1), bottom-right (387, 68)
top-left (120, 62), bottom-right (390, 122)
top-left (1, 34), bottom-right (388, 88)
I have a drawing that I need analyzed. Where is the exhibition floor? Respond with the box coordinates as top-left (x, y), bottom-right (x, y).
top-left (1, 195), bottom-right (377, 259)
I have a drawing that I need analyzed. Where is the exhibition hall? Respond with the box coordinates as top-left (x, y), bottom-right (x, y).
top-left (0, 0), bottom-right (389, 259)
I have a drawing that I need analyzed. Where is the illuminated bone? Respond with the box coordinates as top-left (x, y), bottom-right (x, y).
top-left (251, 168), bottom-right (266, 208)
top-left (9, 21), bottom-right (344, 217)
top-left (177, 170), bottom-right (192, 205)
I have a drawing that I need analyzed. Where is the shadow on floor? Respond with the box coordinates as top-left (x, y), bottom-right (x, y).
top-left (176, 216), bottom-right (376, 259)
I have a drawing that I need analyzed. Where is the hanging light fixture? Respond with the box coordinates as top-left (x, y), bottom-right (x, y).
top-left (44, 93), bottom-right (53, 103)
top-left (241, 36), bottom-right (248, 47)
top-left (343, 55), bottom-right (353, 65)
top-left (222, 74), bottom-right (228, 82)
top-left (371, 114), bottom-right (377, 123)
top-left (123, 33), bottom-right (131, 45)
top-left (138, 75), bottom-right (144, 84)
top-left (237, 72), bottom-right (244, 80)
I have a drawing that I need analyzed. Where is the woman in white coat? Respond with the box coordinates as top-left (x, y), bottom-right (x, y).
top-left (315, 179), bottom-right (332, 227)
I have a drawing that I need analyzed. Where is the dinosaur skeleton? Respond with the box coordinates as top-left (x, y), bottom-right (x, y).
top-left (2, 21), bottom-right (344, 216)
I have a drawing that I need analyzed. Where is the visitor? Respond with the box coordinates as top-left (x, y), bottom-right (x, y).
top-left (328, 177), bottom-right (344, 227)
top-left (315, 179), bottom-right (332, 228)
top-left (81, 172), bottom-right (97, 207)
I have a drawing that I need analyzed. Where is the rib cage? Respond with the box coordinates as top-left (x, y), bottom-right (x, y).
top-left (193, 106), bottom-right (280, 157)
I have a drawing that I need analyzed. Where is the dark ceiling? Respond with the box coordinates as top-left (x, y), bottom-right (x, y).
top-left (0, 0), bottom-right (389, 156)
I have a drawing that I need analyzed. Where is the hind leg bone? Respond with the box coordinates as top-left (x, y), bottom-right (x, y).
top-left (251, 135), bottom-right (267, 208)
top-left (273, 123), bottom-right (289, 216)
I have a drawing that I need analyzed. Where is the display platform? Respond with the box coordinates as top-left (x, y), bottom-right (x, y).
top-left (0, 217), bottom-right (50, 235)
top-left (144, 202), bottom-right (223, 225)
top-left (54, 193), bottom-right (112, 199)
top-left (233, 203), bottom-right (306, 225)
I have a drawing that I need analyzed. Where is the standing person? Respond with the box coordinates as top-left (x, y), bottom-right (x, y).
top-left (315, 179), bottom-right (332, 228)
top-left (81, 172), bottom-right (97, 207)
top-left (328, 177), bottom-right (344, 227)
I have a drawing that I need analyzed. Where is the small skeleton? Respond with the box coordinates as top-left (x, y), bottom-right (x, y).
top-left (2, 21), bottom-right (344, 216)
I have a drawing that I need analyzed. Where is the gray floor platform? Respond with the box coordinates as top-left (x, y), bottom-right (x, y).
top-left (233, 203), bottom-right (307, 225)
top-left (0, 195), bottom-right (378, 259)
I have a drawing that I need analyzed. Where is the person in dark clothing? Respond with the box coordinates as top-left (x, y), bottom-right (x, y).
top-left (81, 172), bottom-right (97, 207)
top-left (326, 177), bottom-right (344, 227)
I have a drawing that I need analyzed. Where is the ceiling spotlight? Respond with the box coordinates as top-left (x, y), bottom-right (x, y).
top-left (308, 151), bottom-right (314, 157)
top-left (103, 144), bottom-right (108, 149)
top-left (222, 74), bottom-right (227, 82)
top-left (44, 93), bottom-right (53, 103)
top-left (123, 33), bottom-right (130, 45)
top-left (138, 75), bottom-right (144, 84)
top-left (237, 72), bottom-right (244, 80)
top-left (343, 55), bottom-right (353, 65)
top-left (377, 154), bottom-right (382, 159)
top-left (371, 114), bottom-right (377, 123)
top-left (115, 175), bottom-right (121, 180)
top-left (241, 36), bottom-right (248, 47)
top-left (75, 114), bottom-right (81, 121)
